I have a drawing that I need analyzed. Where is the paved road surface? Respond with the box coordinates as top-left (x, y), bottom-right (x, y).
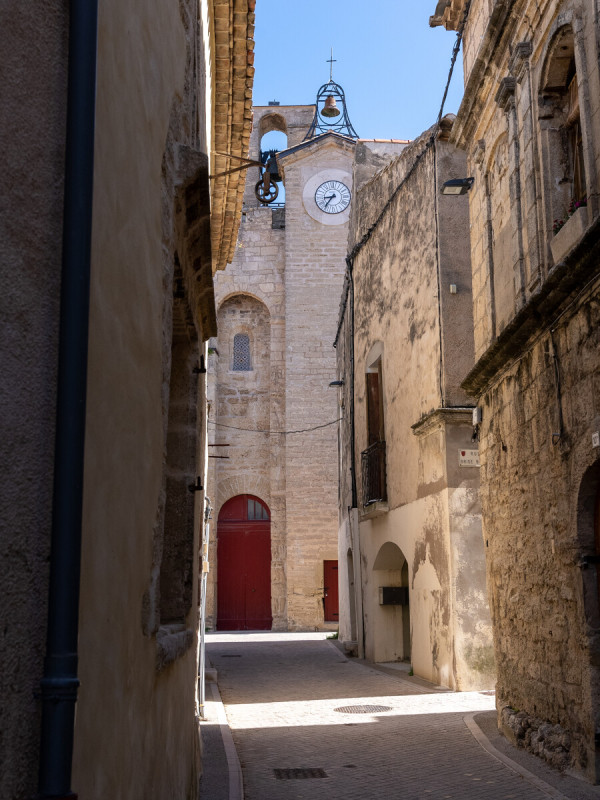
top-left (203, 632), bottom-right (600, 800)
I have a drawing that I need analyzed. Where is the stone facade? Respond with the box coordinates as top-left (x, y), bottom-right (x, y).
top-left (0, 2), bottom-right (254, 798)
top-left (207, 103), bottom-right (357, 631)
top-left (434, 0), bottom-right (600, 780)
top-left (335, 120), bottom-right (495, 690)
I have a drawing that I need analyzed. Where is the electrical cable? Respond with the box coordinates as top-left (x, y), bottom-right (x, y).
top-left (334, 1), bottom-right (472, 346)
top-left (207, 418), bottom-right (343, 435)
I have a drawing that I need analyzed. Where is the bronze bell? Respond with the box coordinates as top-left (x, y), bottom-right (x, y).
top-left (321, 94), bottom-right (340, 118)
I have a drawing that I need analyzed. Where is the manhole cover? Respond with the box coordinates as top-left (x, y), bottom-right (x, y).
top-left (274, 768), bottom-right (328, 780)
top-left (334, 704), bottom-right (392, 714)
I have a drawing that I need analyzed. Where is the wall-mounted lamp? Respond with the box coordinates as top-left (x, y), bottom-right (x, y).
top-left (328, 380), bottom-right (344, 387)
top-left (193, 355), bottom-right (207, 374)
top-left (441, 177), bottom-right (474, 195)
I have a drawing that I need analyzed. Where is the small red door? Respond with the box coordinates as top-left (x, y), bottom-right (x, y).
top-left (323, 560), bottom-right (339, 623)
top-left (217, 495), bottom-right (272, 630)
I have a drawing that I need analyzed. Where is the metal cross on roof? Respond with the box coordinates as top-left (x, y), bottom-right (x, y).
top-left (327, 48), bottom-right (337, 81)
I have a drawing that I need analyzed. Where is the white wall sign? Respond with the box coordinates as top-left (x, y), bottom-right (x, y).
top-left (459, 449), bottom-right (480, 467)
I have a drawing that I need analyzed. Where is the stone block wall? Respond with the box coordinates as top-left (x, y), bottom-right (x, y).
top-left (478, 291), bottom-right (600, 772)
top-left (280, 142), bottom-right (352, 629)
top-left (446, 0), bottom-right (600, 779)
top-left (209, 205), bottom-right (287, 627)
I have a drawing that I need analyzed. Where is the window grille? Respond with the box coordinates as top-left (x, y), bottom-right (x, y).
top-left (232, 333), bottom-right (251, 371)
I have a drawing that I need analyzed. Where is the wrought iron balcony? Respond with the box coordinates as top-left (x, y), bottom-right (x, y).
top-left (361, 440), bottom-right (387, 506)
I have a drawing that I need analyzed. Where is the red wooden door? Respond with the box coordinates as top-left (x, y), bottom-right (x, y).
top-left (217, 495), bottom-right (272, 630)
top-left (323, 560), bottom-right (339, 623)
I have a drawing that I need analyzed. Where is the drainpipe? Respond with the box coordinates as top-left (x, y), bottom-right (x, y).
top-left (348, 259), bottom-right (358, 510)
top-left (38, 1), bottom-right (98, 797)
top-left (347, 257), bottom-right (366, 659)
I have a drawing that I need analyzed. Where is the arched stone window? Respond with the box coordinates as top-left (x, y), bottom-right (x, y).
top-left (232, 332), bottom-right (251, 371)
top-left (539, 25), bottom-right (587, 236)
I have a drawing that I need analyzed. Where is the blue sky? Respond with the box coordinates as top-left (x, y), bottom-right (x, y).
top-left (252, 0), bottom-right (465, 142)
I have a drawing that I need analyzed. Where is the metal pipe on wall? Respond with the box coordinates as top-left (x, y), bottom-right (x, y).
top-left (38, 0), bottom-right (98, 796)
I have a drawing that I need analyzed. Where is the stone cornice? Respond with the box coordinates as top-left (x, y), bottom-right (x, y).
top-left (509, 40), bottom-right (533, 83)
top-left (429, 0), bottom-right (467, 31)
top-left (411, 408), bottom-right (475, 436)
top-left (210, 0), bottom-right (256, 273)
top-left (494, 77), bottom-right (516, 111)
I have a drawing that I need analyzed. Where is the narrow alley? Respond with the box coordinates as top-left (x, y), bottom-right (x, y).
top-left (200, 633), bottom-right (600, 800)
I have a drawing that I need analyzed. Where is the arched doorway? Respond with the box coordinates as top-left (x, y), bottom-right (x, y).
top-left (372, 542), bottom-right (411, 663)
top-left (577, 462), bottom-right (600, 777)
top-left (217, 494), bottom-right (272, 630)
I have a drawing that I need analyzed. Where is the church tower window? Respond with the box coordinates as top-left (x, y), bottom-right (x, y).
top-left (232, 333), bottom-right (251, 371)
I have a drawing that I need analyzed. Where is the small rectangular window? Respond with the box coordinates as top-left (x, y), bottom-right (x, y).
top-left (232, 333), bottom-right (251, 371)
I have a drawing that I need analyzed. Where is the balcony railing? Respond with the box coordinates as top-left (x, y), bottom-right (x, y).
top-left (361, 440), bottom-right (387, 506)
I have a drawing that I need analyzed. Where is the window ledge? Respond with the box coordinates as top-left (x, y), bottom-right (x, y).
top-left (360, 500), bottom-right (389, 520)
top-left (551, 206), bottom-right (589, 264)
top-left (156, 625), bottom-right (194, 672)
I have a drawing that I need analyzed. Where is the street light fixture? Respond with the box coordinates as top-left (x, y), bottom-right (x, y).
top-left (441, 177), bottom-right (474, 195)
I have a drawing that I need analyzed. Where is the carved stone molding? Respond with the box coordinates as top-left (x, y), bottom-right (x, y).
top-left (495, 77), bottom-right (517, 111)
top-left (509, 41), bottom-right (533, 83)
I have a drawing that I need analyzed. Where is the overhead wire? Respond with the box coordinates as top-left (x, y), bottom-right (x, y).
top-left (207, 418), bottom-right (343, 435)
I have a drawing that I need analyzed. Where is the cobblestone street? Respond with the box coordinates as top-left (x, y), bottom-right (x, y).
top-left (201, 633), bottom-right (600, 800)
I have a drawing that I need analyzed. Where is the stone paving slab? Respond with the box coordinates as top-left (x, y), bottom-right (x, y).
top-left (204, 632), bottom-right (598, 800)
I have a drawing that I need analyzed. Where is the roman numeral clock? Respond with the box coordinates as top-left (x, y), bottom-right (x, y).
top-left (314, 180), bottom-right (351, 214)
top-left (302, 168), bottom-right (353, 226)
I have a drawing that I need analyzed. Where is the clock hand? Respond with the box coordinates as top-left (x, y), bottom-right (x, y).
top-left (324, 193), bottom-right (336, 208)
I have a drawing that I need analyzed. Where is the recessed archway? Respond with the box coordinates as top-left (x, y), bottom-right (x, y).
top-left (372, 541), bottom-right (410, 663)
top-left (217, 494), bottom-right (272, 630)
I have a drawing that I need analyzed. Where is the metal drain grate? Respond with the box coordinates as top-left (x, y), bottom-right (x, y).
top-left (334, 704), bottom-right (392, 714)
top-left (274, 768), bottom-right (328, 780)
top-left (220, 654), bottom-right (241, 658)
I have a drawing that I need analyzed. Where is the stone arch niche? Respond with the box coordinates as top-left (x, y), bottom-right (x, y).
top-left (576, 458), bottom-right (600, 778)
top-left (371, 542), bottom-right (410, 663)
top-left (213, 292), bottom-right (271, 516)
top-left (258, 112), bottom-right (288, 140)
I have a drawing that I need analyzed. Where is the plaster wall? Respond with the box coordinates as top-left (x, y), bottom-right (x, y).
top-left (72, 0), bottom-right (207, 796)
top-left (0, 6), bottom-right (67, 797)
top-left (1, 0), bottom-right (253, 796)
top-left (340, 126), bottom-right (494, 689)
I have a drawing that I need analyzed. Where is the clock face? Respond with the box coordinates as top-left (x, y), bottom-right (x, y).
top-left (314, 180), bottom-right (351, 214)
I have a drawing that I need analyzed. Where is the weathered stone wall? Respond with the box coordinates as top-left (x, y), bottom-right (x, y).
top-left (339, 125), bottom-right (494, 689)
top-left (442, 0), bottom-right (600, 779)
top-left (476, 292), bottom-right (600, 772)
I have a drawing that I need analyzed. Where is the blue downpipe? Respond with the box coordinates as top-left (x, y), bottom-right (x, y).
top-left (38, 1), bottom-right (98, 796)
